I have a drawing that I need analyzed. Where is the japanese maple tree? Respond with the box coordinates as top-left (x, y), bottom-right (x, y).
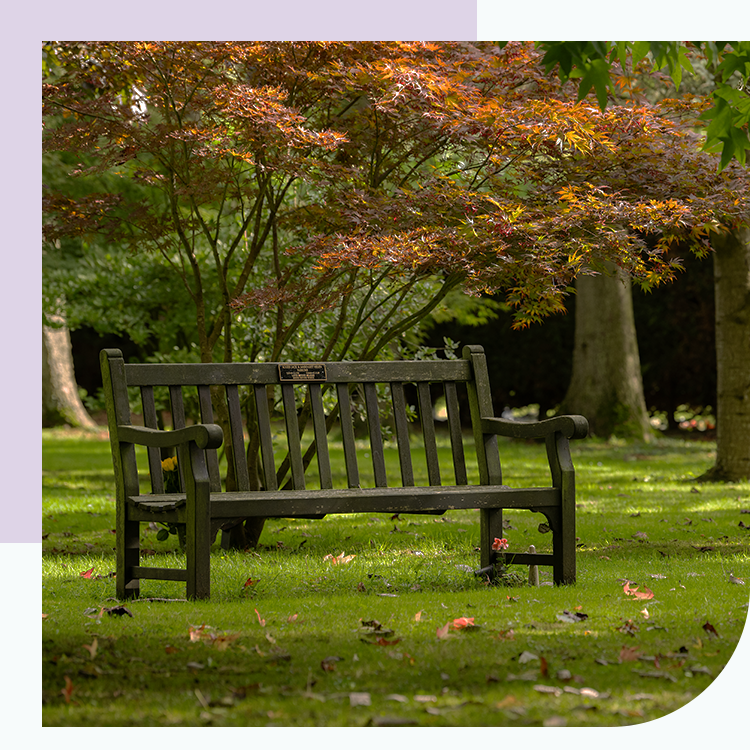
top-left (43, 41), bottom-right (750, 534)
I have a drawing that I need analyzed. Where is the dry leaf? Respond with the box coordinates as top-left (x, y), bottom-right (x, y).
top-left (323, 551), bottom-right (356, 565)
top-left (414, 610), bottom-right (423, 622)
top-left (518, 651), bottom-right (538, 664)
top-left (617, 619), bottom-right (639, 636)
top-left (287, 613), bottom-right (299, 623)
top-left (623, 581), bottom-right (654, 600)
top-left (254, 608), bottom-right (266, 627)
top-left (451, 617), bottom-right (475, 630)
top-left (80, 567), bottom-right (95, 579)
top-left (619, 645), bottom-right (641, 662)
top-left (61, 676), bottom-right (75, 704)
top-left (82, 638), bottom-right (98, 660)
top-left (436, 622), bottom-right (451, 639)
top-left (702, 621), bottom-right (719, 638)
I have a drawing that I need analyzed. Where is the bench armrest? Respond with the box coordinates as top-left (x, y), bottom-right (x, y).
top-left (481, 415), bottom-right (588, 441)
top-left (117, 424), bottom-right (224, 450)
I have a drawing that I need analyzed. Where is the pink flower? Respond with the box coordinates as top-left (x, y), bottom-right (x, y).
top-left (492, 537), bottom-right (509, 551)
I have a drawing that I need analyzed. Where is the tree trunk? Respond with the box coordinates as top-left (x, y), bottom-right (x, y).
top-left (559, 263), bottom-right (651, 440)
top-left (42, 314), bottom-right (98, 429)
top-left (702, 228), bottom-right (750, 481)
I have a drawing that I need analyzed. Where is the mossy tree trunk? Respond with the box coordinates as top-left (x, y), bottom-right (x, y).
top-left (702, 228), bottom-right (750, 481)
top-left (559, 263), bottom-right (651, 440)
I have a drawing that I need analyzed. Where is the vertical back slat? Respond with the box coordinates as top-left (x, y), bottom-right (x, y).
top-left (336, 383), bottom-right (360, 488)
top-left (169, 385), bottom-right (187, 490)
top-left (309, 383), bottom-right (333, 489)
top-left (390, 382), bottom-right (414, 487)
top-left (444, 381), bottom-right (468, 485)
top-left (253, 384), bottom-right (277, 491)
top-left (281, 383), bottom-right (306, 490)
top-left (364, 383), bottom-right (387, 487)
top-left (197, 385), bottom-right (222, 492)
top-left (225, 385), bottom-right (250, 491)
top-left (464, 345), bottom-right (503, 485)
top-left (417, 382), bottom-right (441, 486)
top-left (141, 385), bottom-right (164, 493)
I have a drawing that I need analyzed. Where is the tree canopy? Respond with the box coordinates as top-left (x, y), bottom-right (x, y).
top-left (536, 41), bottom-right (750, 169)
top-left (43, 41), bottom-right (750, 360)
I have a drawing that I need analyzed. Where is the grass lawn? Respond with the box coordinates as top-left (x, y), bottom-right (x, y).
top-left (42, 428), bottom-right (749, 727)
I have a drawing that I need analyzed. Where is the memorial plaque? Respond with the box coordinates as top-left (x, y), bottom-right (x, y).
top-left (278, 363), bottom-right (327, 382)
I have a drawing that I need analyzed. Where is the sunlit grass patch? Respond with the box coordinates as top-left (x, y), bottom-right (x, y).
top-left (42, 430), bottom-right (749, 726)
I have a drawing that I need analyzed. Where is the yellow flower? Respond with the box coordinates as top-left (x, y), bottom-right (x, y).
top-left (161, 456), bottom-right (178, 472)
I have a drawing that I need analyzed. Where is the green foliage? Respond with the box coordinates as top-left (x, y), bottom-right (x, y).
top-left (537, 41), bottom-right (750, 169)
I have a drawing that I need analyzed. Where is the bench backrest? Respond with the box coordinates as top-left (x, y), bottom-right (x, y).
top-left (101, 345), bottom-right (503, 495)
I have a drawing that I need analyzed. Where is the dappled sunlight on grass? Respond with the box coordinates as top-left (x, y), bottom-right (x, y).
top-left (43, 431), bottom-right (749, 727)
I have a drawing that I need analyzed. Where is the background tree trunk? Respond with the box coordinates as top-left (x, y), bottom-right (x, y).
top-left (703, 228), bottom-right (750, 481)
top-left (42, 314), bottom-right (98, 429)
top-left (559, 262), bottom-right (651, 440)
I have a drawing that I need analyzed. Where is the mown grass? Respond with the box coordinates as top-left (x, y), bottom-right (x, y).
top-left (42, 428), bottom-right (749, 727)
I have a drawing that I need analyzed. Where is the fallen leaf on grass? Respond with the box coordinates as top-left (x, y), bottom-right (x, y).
top-left (702, 621), bottom-right (719, 638)
top-left (518, 651), bottom-right (539, 664)
top-left (539, 655), bottom-right (549, 679)
top-left (556, 610), bottom-right (589, 623)
top-left (436, 622), bottom-right (451, 639)
top-left (414, 610), bottom-right (423, 622)
top-left (619, 645), bottom-right (641, 662)
top-left (243, 577), bottom-right (259, 588)
top-left (287, 613), bottom-right (298, 623)
top-left (617, 619), bottom-right (640, 636)
top-left (61, 676), bottom-right (75, 704)
top-left (82, 638), bottom-right (98, 660)
top-left (623, 582), bottom-right (654, 600)
top-left (451, 617), bottom-right (475, 630)
top-left (534, 684), bottom-right (562, 696)
top-left (80, 567), bottom-right (95, 579)
top-left (349, 692), bottom-right (371, 707)
top-left (323, 551), bottom-right (356, 565)
top-left (105, 605), bottom-right (133, 617)
top-left (254, 608), bottom-right (266, 627)
top-left (321, 655), bottom-right (343, 672)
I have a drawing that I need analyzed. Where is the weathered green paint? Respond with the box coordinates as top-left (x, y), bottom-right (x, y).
top-left (100, 346), bottom-right (588, 600)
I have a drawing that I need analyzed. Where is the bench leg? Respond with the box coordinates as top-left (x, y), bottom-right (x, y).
top-left (479, 508), bottom-right (504, 575)
top-left (116, 515), bottom-right (140, 600)
top-left (543, 507), bottom-right (576, 585)
top-left (185, 442), bottom-right (212, 600)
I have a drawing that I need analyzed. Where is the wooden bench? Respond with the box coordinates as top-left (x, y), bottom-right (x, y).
top-left (100, 345), bottom-right (588, 599)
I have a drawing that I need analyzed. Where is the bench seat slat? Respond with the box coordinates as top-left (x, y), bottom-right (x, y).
top-left (127, 485), bottom-right (559, 519)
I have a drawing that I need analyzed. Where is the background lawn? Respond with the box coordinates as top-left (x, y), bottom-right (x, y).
top-left (42, 428), bottom-right (749, 727)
